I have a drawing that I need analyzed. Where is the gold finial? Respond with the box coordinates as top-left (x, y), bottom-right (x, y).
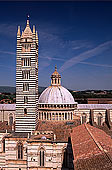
top-left (27, 15), bottom-right (30, 25)
top-left (33, 25), bottom-right (35, 33)
top-left (55, 65), bottom-right (57, 71)
top-left (17, 26), bottom-right (20, 36)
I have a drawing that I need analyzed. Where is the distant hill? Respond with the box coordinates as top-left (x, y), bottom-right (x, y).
top-left (0, 86), bottom-right (46, 94)
top-left (0, 86), bottom-right (16, 93)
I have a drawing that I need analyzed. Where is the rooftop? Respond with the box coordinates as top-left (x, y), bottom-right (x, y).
top-left (36, 119), bottom-right (80, 142)
top-left (71, 124), bottom-right (112, 170)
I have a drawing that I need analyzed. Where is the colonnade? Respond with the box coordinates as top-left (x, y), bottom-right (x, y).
top-left (39, 112), bottom-right (73, 121)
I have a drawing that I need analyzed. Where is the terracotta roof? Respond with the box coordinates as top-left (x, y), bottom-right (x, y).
top-left (71, 124), bottom-right (112, 170)
top-left (36, 120), bottom-right (81, 142)
top-left (0, 121), bottom-right (12, 132)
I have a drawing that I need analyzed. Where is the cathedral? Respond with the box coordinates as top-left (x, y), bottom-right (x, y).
top-left (0, 19), bottom-right (112, 170)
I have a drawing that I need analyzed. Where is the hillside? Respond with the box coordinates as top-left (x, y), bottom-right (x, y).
top-left (0, 86), bottom-right (46, 94)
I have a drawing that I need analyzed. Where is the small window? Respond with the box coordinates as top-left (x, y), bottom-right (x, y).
top-left (82, 114), bottom-right (86, 124)
top-left (9, 114), bottom-right (13, 126)
top-left (39, 149), bottom-right (45, 166)
top-left (68, 113), bottom-right (70, 120)
top-left (59, 113), bottom-right (61, 120)
top-left (24, 108), bottom-right (27, 115)
top-left (56, 113), bottom-right (58, 120)
top-left (71, 112), bottom-right (73, 120)
top-left (97, 113), bottom-right (102, 126)
top-left (24, 96), bottom-right (28, 104)
top-left (2, 139), bottom-right (5, 153)
top-left (23, 83), bottom-right (29, 91)
top-left (39, 112), bottom-right (40, 119)
top-left (65, 113), bottom-right (67, 120)
top-left (18, 143), bottom-right (23, 159)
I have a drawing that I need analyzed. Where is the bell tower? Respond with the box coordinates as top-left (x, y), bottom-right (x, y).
top-left (15, 18), bottom-right (38, 132)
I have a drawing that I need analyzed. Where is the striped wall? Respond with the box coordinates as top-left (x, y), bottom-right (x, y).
top-left (15, 21), bottom-right (38, 132)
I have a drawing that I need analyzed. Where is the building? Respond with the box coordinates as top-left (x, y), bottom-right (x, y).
top-left (0, 19), bottom-right (112, 170)
top-left (16, 18), bottom-right (38, 132)
top-left (87, 98), bottom-right (112, 104)
top-left (38, 65), bottom-right (78, 121)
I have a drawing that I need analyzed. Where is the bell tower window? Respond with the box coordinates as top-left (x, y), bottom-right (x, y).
top-left (23, 83), bottom-right (29, 91)
top-left (21, 58), bottom-right (31, 66)
top-left (22, 70), bottom-right (30, 79)
top-left (22, 43), bottom-right (31, 52)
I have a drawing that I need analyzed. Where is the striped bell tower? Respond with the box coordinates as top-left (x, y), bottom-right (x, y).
top-left (15, 18), bottom-right (38, 132)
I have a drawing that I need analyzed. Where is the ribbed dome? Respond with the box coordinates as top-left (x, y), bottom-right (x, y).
top-left (39, 86), bottom-right (75, 104)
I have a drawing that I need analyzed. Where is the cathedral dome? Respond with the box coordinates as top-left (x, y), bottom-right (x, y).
top-left (39, 86), bottom-right (75, 104)
top-left (39, 66), bottom-right (75, 104)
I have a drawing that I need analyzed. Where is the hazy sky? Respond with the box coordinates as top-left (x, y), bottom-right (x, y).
top-left (0, 1), bottom-right (112, 90)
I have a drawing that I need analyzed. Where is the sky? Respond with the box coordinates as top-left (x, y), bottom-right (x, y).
top-left (0, 1), bottom-right (112, 90)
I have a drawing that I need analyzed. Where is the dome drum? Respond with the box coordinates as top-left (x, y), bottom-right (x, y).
top-left (38, 66), bottom-right (77, 121)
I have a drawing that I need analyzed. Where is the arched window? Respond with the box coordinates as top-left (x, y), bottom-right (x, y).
top-left (59, 113), bottom-right (61, 120)
top-left (50, 113), bottom-right (51, 120)
top-left (24, 108), bottom-right (27, 115)
top-left (52, 113), bottom-right (55, 120)
top-left (65, 113), bottom-right (67, 120)
top-left (24, 96), bottom-right (28, 104)
top-left (44, 113), bottom-right (46, 120)
top-left (39, 149), bottom-right (45, 166)
top-left (97, 113), bottom-right (102, 126)
top-left (71, 112), bottom-right (73, 120)
top-left (55, 78), bottom-right (56, 84)
top-left (18, 143), bottom-right (23, 159)
top-left (58, 78), bottom-right (60, 84)
top-left (62, 113), bottom-right (64, 120)
top-left (9, 113), bottom-right (13, 126)
top-left (82, 113), bottom-right (86, 124)
top-left (2, 138), bottom-right (5, 153)
top-left (47, 113), bottom-right (48, 120)
top-left (68, 113), bottom-right (70, 120)
top-left (56, 113), bottom-right (58, 120)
